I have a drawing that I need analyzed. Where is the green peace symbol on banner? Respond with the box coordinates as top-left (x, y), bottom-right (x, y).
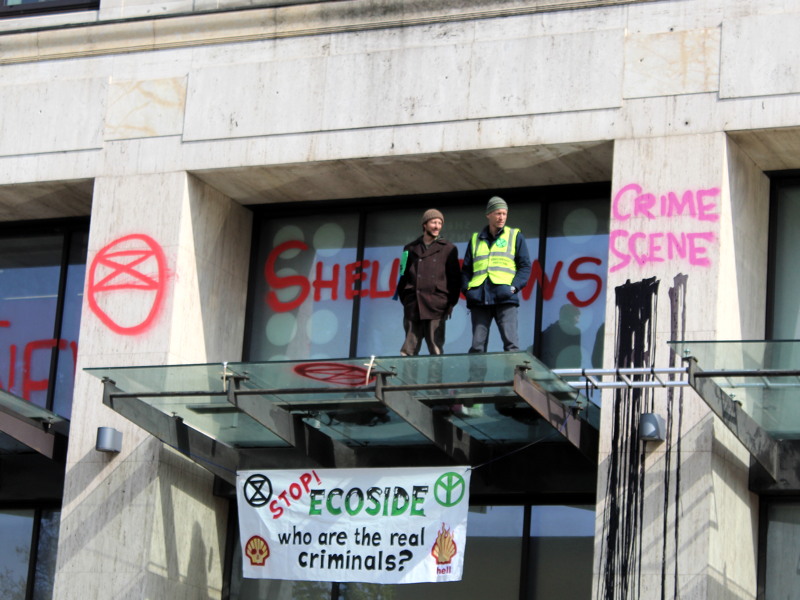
top-left (434, 472), bottom-right (467, 507)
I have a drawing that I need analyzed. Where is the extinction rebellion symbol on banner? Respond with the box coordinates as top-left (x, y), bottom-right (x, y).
top-left (236, 466), bottom-right (471, 584)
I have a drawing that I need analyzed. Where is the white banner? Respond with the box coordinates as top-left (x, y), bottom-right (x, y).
top-left (236, 466), bottom-right (471, 584)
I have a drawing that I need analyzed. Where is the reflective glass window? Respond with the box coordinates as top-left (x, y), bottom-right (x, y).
top-left (539, 201), bottom-right (609, 370)
top-left (359, 205), bottom-right (540, 356)
top-left (770, 182), bottom-right (800, 338)
top-left (52, 233), bottom-right (88, 417)
top-left (0, 509), bottom-right (34, 600)
top-left (0, 0), bottom-right (98, 18)
top-left (763, 501), bottom-right (800, 599)
top-left (339, 505), bottom-right (524, 600)
top-left (767, 179), bottom-right (800, 430)
top-left (249, 213), bottom-right (359, 360)
top-left (0, 226), bottom-right (86, 417)
top-left (31, 509), bottom-right (60, 600)
top-left (527, 505), bottom-right (594, 598)
top-left (227, 503), bottom-right (595, 599)
top-left (0, 236), bottom-right (62, 408)
top-left (249, 190), bottom-right (608, 363)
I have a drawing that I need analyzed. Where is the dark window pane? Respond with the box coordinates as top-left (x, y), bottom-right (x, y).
top-left (540, 201), bottom-right (609, 371)
top-left (357, 205), bottom-right (541, 356)
top-left (249, 214), bottom-right (359, 360)
top-left (527, 505), bottom-right (594, 599)
top-left (0, 235), bottom-right (62, 409)
top-left (52, 233), bottom-right (88, 418)
top-left (228, 532), bottom-right (334, 600)
top-left (0, 509), bottom-right (34, 600)
top-left (770, 184), bottom-right (800, 338)
top-left (32, 509), bottom-right (60, 600)
top-left (340, 506), bottom-right (523, 600)
top-left (764, 502), bottom-right (800, 599)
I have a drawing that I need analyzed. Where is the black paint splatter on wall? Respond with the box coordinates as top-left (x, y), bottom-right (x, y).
top-left (663, 274), bottom-right (687, 599)
top-left (598, 274), bottom-right (687, 600)
top-left (598, 276), bottom-right (659, 600)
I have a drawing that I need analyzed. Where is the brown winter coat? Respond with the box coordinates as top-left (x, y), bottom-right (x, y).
top-left (395, 236), bottom-right (461, 321)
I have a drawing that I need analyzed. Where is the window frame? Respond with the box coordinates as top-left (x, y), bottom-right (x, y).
top-left (0, 0), bottom-right (97, 18)
top-left (222, 500), bottom-right (596, 600)
top-left (0, 501), bottom-right (62, 600)
top-left (766, 171), bottom-right (800, 339)
top-left (760, 172), bottom-right (800, 599)
top-left (0, 216), bottom-right (88, 416)
top-left (242, 183), bottom-right (611, 364)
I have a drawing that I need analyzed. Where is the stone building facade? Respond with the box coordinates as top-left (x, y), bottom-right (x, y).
top-left (1, 0), bottom-right (798, 598)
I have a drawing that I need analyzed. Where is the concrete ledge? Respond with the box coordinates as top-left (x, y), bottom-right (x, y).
top-left (0, 0), bottom-right (662, 64)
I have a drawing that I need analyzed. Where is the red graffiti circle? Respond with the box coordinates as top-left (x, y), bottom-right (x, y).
top-left (87, 234), bottom-right (168, 335)
top-left (293, 362), bottom-right (375, 387)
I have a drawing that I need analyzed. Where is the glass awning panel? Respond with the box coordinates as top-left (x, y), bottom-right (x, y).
top-left (87, 352), bottom-right (599, 483)
top-left (0, 388), bottom-right (69, 459)
top-left (87, 352), bottom-right (586, 448)
top-left (85, 363), bottom-right (287, 448)
top-left (670, 340), bottom-right (800, 438)
top-left (1, 389), bottom-right (68, 429)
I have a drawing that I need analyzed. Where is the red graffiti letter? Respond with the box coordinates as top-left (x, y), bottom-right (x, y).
top-left (313, 262), bottom-right (340, 302)
top-left (23, 339), bottom-right (67, 401)
top-left (265, 240), bottom-right (310, 312)
top-left (566, 257), bottom-right (603, 308)
top-left (345, 261), bottom-right (368, 300)
top-left (522, 260), bottom-right (561, 301)
top-left (369, 259), bottom-right (400, 299)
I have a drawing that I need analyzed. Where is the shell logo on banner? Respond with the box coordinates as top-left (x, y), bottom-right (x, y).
top-left (245, 536), bottom-right (270, 566)
top-left (236, 466), bottom-right (471, 584)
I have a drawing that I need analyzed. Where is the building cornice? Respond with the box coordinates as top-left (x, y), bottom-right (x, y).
top-left (0, 0), bottom-right (664, 65)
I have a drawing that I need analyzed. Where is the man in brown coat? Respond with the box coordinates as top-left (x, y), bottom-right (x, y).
top-left (395, 209), bottom-right (461, 355)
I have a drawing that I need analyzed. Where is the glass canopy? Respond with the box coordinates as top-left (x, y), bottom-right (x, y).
top-left (670, 340), bottom-right (800, 439)
top-left (86, 351), bottom-right (598, 479)
top-left (0, 388), bottom-right (69, 457)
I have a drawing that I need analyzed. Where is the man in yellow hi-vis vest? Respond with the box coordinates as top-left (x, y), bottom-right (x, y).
top-left (461, 196), bottom-right (532, 352)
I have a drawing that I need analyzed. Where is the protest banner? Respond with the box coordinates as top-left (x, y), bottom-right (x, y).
top-left (236, 466), bottom-right (471, 584)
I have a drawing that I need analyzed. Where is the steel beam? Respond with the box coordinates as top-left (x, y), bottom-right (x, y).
top-left (0, 409), bottom-right (65, 461)
top-left (513, 366), bottom-right (598, 463)
top-left (375, 374), bottom-right (489, 464)
top-left (686, 358), bottom-right (780, 482)
top-left (228, 385), bottom-right (358, 467)
top-left (102, 378), bottom-right (240, 484)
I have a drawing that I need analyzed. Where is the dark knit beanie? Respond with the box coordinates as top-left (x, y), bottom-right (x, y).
top-left (486, 196), bottom-right (508, 214)
top-left (421, 208), bottom-right (444, 225)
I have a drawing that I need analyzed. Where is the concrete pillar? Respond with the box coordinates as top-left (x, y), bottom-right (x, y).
top-left (593, 133), bottom-right (769, 599)
top-left (52, 172), bottom-right (251, 599)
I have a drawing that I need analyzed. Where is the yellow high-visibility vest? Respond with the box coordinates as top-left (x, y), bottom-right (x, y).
top-left (467, 228), bottom-right (519, 288)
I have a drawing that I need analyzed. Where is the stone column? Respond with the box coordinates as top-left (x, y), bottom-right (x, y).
top-left (593, 133), bottom-right (769, 599)
top-left (52, 172), bottom-right (251, 600)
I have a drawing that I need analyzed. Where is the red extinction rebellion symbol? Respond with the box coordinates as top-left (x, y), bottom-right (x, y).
top-left (293, 362), bottom-right (375, 387)
top-left (88, 234), bottom-right (168, 336)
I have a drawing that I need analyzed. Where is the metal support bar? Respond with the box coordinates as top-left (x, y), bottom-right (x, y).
top-left (102, 378), bottom-right (240, 484)
top-left (0, 409), bottom-right (66, 461)
top-left (513, 366), bottom-right (598, 463)
top-left (553, 366), bottom-right (690, 390)
top-left (227, 382), bottom-right (358, 468)
top-left (374, 374), bottom-right (489, 464)
top-left (685, 358), bottom-right (780, 482)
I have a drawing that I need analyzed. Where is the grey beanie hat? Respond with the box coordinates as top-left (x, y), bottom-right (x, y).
top-left (421, 208), bottom-right (444, 225)
top-left (486, 196), bottom-right (508, 214)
